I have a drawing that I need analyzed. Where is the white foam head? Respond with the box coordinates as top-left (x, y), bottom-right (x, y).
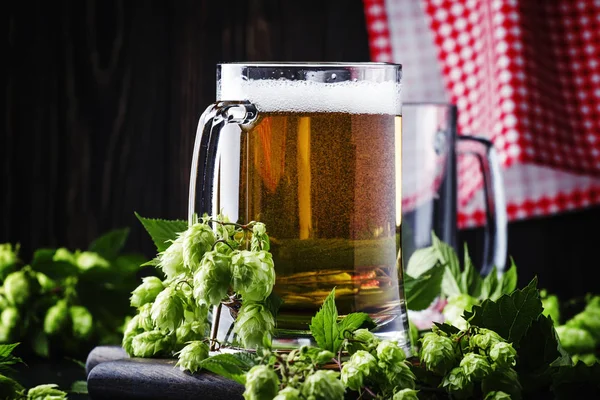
top-left (218, 78), bottom-right (402, 115)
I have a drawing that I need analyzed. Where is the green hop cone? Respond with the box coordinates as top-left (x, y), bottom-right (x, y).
top-left (376, 340), bottom-right (406, 364)
top-left (158, 235), bottom-right (186, 280)
top-left (130, 276), bottom-right (164, 308)
top-left (393, 388), bottom-right (420, 400)
top-left (273, 386), bottom-right (301, 400)
top-left (175, 320), bottom-right (206, 348)
top-left (315, 350), bottom-right (335, 365)
top-left (484, 391), bottom-right (512, 400)
top-left (232, 250), bottom-right (275, 302)
top-left (4, 270), bottom-right (31, 306)
top-left (243, 365), bottom-right (280, 400)
top-left (131, 330), bottom-right (174, 357)
top-left (214, 214), bottom-right (236, 242)
top-left (122, 315), bottom-right (143, 355)
top-left (442, 366), bottom-right (474, 399)
top-left (1, 307), bottom-right (20, 329)
top-left (340, 350), bottom-right (378, 391)
top-left (138, 303), bottom-right (155, 331)
top-left (0, 243), bottom-right (18, 279)
top-left (44, 300), bottom-right (70, 336)
top-left (76, 251), bottom-right (110, 270)
top-left (489, 342), bottom-right (517, 368)
top-left (182, 222), bottom-right (216, 271)
top-left (558, 324), bottom-right (597, 353)
top-left (460, 352), bottom-right (493, 380)
top-left (470, 328), bottom-right (503, 351)
top-left (233, 302), bottom-right (274, 349)
top-left (70, 305), bottom-right (94, 340)
top-left (192, 250), bottom-right (232, 306)
top-left (443, 294), bottom-right (477, 330)
top-left (27, 383), bottom-right (68, 400)
top-left (383, 361), bottom-right (416, 390)
top-left (250, 222), bottom-right (270, 252)
top-left (301, 370), bottom-right (344, 400)
top-left (175, 341), bottom-right (209, 373)
top-left (150, 286), bottom-right (185, 332)
top-left (541, 290), bottom-right (561, 324)
top-left (571, 353), bottom-right (600, 366)
top-left (568, 306), bottom-right (600, 342)
top-left (346, 328), bottom-right (379, 354)
top-left (482, 368), bottom-right (522, 400)
top-left (52, 247), bottom-right (76, 264)
top-left (420, 332), bottom-right (457, 375)
top-left (36, 272), bottom-right (55, 293)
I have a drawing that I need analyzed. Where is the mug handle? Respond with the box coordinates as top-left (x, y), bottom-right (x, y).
top-left (188, 100), bottom-right (258, 224)
top-left (456, 136), bottom-right (507, 275)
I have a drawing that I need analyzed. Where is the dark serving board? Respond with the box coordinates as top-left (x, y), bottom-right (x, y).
top-left (85, 346), bottom-right (244, 400)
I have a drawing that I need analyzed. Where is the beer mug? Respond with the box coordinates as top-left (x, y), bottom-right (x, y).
top-left (188, 62), bottom-right (409, 349)
top-left (401, 103), bottom-right (507, 276)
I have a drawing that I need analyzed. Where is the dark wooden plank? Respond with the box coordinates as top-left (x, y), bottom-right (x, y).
top-left (87, 358), bottom-right (244, 400)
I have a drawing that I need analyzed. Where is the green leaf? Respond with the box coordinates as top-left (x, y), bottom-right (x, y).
top-left (432, 232), bottom-right (460, 279)
top-left (197, 353), bottom-right (254, 385)
top-left (135, 212), bottom-right (188, 252)
top-left (500, 258), bottom-right (518, 294)
top-left (551, 362), bottom-right (600, 399)
top-left (406, 246), bottom-right (438, 278)
top-left (404, 264), bottom-right (445, 311)
top-left (517, 315), bottom-right (571, 393)
top-left (70, 381), bottom-right (88, 394)
top-left (0, 343), bottom-right (19, 359)
top-left (114, 254), bottom-right (147, 275)
top-left (441, 266), bottom-right (462, 297)
top-left (309, 288), bottom-right (339, 353)
top-left (264, 292), bottom-right (284, 319)
top-left (433, 322), bottom-right (461, 336)
top-left (480, 266), bottom-right (499, 300)
top-left (463, 277), bottom-right (543, 345)
top-left (88, 228), bottom-right (130, 260)
top-left (461, 244), bottom-right (481, 297)
top-left (30, 249), bottom-right (79, 279)
top-left (336, 312), bottom-right (376, 349)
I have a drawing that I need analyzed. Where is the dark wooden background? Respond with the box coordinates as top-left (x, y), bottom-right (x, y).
top-left (3, 0), bottom-right (598, 300)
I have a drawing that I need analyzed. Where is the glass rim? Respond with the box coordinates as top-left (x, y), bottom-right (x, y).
top-left (218, 61), bottom-right (401, 69)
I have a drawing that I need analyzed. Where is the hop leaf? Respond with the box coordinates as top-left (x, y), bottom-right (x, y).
top-left (420, 332), bottom-right (457, 375)
top-left (273, 386), bottom-right (301, 400)
top-left (70, 305), bottom-right (94, 340)
top-left (442, 366), bottom-right (474, 399)
top-left (75, 251), bottom-right (110, 270)
top-left (301, 370), bottom-right (344, 400)
top-left (243, 365), bottom-right (280, 400)
top-left (4, 270), bottom-right (31, 305)
top-left (484, 391), bottom-right (512, 400)
top-left (192, 251), bottom-right (232, 306)
top-left (232, 250), bottom-right (276, 302)
top-left (130, 276), bottom-right (165, 308)
top-left (150, 287), bottom-right (185, 332)
top-left (460, 353), bottom-right (493, 380)
top-left (157, 235), bottom-right (186, 280)
top-left (340, 350), bottom-right (378, 391)
top-left (44, 300), bottom-right (70, 336)
top-left (489, 342), bottom-right (517, 368)
top-left (233, 302), bottom-right (274, 349)
top-left (131, 330), bottom-right (174, 357)
top-left (250, 222), bottom-right (270, 252)
top-left (182, 222), bottom-right (216, 271)
top-left (393, 388), bottom-right (419, 400)
top-left (175, 341), bottom-right (209, 373)
top-left (27, 383), bottom-right (68, 400)
top-left (481, 368), bottom-right (522, 400)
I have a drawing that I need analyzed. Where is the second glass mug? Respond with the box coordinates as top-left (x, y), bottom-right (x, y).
top-left (188, 62), bottom-right (410, 350)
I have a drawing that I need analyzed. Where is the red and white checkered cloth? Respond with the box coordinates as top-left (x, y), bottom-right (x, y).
top-left (364, 0), bottom-right (600, 228)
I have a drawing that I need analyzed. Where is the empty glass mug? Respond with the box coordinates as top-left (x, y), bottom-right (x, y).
top-left (188, 62), bottom-right (410, 350)
top-left (401, 103), bottom-right (507, 276)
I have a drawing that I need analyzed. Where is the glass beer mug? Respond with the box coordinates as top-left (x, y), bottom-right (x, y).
top-left (188, 62), bottom-right (409, 350)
